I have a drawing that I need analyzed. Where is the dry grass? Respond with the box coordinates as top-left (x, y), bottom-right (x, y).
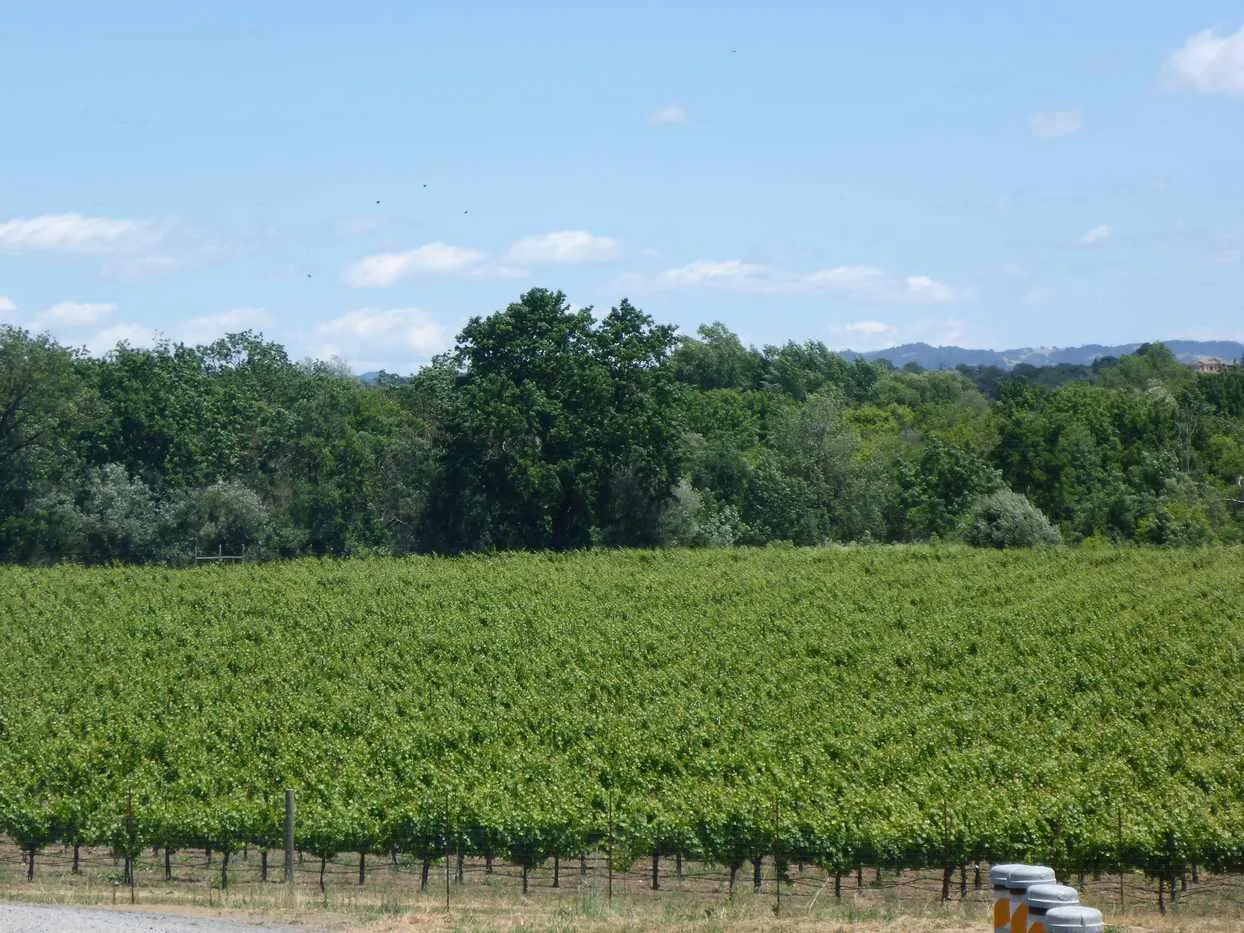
top-left (2, 842), bottom-right (1241, 932)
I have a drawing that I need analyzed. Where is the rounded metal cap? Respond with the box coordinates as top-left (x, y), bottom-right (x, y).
top-left (1006, 864), bottom-right (1056, 891)
top-left (1045, 905), bottom-right (1104, 932)
top-left (1026, 882), bottom-right (1079, 910)
top-left (989, 863), bottom-right (1023, 888)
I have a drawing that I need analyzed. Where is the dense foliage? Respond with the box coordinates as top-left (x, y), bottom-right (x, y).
top-left (3, 288), bottom-right (1244, 562)
top-left (1, 548), bottom-right (1241, 876)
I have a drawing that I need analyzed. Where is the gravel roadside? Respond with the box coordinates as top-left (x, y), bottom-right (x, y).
top-left (0, 903), bottom-right (318, 933)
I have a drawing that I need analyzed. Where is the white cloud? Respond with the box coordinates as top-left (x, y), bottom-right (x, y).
top-left (1167, 26), bottom-right (1244, 97)
top-left (649, 103), bottom-right (688, 126)
top-left (1031, 110), bottom-right (1083, 138)
top-left (0, 213), bottom-right (151, 254)
top-left (1212, 248), bottom-right (1241, 265)
top-left (803, 265), bottom-right (885, 292)
top-left (318, 308), bottom-right (449, 357)
top-left (830, 321), bottom-right (895, 352)
top-left (1079, 224), bottom-right (1112, 245)
top-left (660, 259), bottom-right (770, 287)
top-left (802, 266), bottom-right (959, 303)
top-left (86, 323), bottom-right (154, 356)
top-left (179, 307), bottom-right (274, 345)
top-left (0, 296), bottom-right (15, 319)
top-left (830, 317), bottom-right (971, 352)
top-left (902, 275), bottom-right (957, 304)
top-left (506, 230), bottom-right (620, 264)
top-left (345, 243), bottom-right (485, 287)
top-left (650, 259), bottom-right (961, 303)
top-left (36, 301), bottom-right (117, 326)
top-left (840, 320), bottom-right (895, 337)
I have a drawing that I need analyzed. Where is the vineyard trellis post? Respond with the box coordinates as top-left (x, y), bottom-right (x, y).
top-left (773, 795), bottom-right (781, 917)
top-left (1116, 804), bottom-right (1124, 911)
top-left (284, 789), bottom-right (295, 885)
top-left (126, 793), bottom-right (136, 904)
top-left (444, 790), bottom-right (451, 913)
top-left (940, 799), bottom-right (951, 902)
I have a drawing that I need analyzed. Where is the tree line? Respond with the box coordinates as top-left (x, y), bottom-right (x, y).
top-left (2, 288), bottom-right (1242, 563)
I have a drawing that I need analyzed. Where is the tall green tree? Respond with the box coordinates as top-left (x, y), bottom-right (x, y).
top-left (428, 289), bottom-right (680, 551)
top-left (0, 327), bottom-right (94, 560)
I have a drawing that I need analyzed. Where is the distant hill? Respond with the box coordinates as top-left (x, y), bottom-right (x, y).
top-left (356, 342), bottom-right (1244, 380)
top-left (357, 370), bottom-right (410, 384)
top-left (846, 340), bottom-right (1244, 371)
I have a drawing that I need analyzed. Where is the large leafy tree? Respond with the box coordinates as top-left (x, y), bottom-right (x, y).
top-left (0, 327), bottom-right (95, 559)
top-left (892, 439), bottom-right (1003, 541)
top-left (429, 289), bottom-right (680, 551)
top-left (669, 322), bottom-right (761, 391)
top-left (742, 393), bottom-right (886, 544)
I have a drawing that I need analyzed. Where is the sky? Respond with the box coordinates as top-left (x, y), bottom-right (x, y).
top-left (1, 2), bottom-right (1242, 372)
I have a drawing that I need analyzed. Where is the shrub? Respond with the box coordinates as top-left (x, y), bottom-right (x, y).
top-left (961, 489), bottom-right (1061, 549)
top-left (657, 480), bottom-right (746, 548)
top-left (165, 481), bottom-right (275, 560)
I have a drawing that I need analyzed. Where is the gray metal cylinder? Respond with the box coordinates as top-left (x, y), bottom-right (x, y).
top-left (1044, 905), bottom-right (1105, 932)
top-left (1024, 883), bottom-right (1079, 931)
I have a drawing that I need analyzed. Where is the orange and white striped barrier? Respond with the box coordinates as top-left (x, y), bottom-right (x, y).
top-left (1004, 865), bottom-right (1056, 932)
top-left (990, 864), bottom-right (1022, 931)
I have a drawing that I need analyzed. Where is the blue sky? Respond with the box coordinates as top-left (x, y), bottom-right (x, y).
top-left (1, 2), bottom-right (1242, 371)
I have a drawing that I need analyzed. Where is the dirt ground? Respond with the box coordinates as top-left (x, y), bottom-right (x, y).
top-left (2, 841), bottom-right (1240, 932)
top-left (3, 900), bottom-right (1242, 933)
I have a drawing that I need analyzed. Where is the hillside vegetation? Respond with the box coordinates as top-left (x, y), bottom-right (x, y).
top-left (2, 547), bottom-right (1241, 880)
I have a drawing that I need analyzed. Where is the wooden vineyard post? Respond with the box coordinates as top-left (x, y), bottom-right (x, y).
top-left (773, 796), bottom-right (781, 917)
top-left (606, 797), bottom-right (613, 906)
top-left (1116, 805), bottom-right (1125, 911)
top-left (284, 789), bottom-right (295, 886)
top-left (126, 793), bottom-right (136, 904)
top-left (444, 791), bottom-right (451, 913)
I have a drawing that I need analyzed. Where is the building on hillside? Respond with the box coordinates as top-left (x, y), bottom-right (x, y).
top-left (1192, 357), bottom-right (1236, 374)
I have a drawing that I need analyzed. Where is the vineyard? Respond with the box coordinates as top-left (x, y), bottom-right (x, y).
top-left (1, 547), bottom-right (1243, 897)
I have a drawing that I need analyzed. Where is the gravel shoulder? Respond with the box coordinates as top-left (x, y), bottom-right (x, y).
top-left (0, 903), bottom-right (316, 933)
